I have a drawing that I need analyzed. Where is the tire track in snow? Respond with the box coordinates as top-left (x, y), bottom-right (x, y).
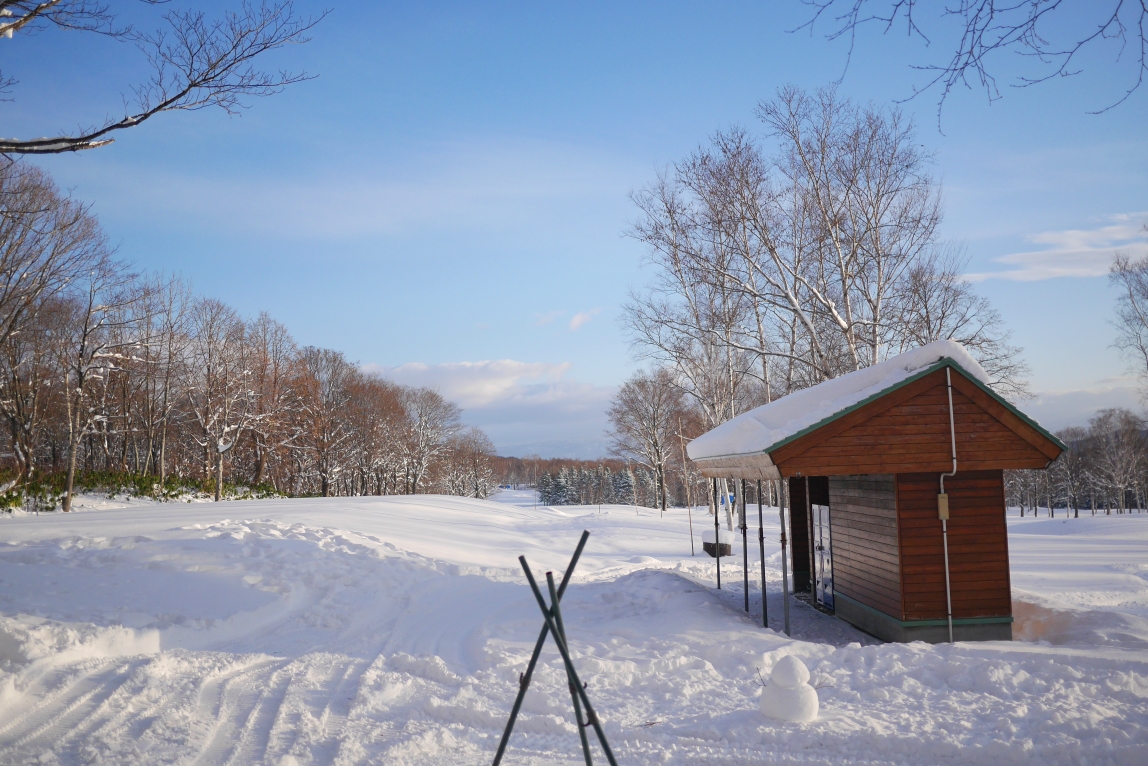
top-left (190, 657), bottom-right (288, 766)
top-left (315, 657), bottom-right (371, 762)
top-left (224, 665), bottom-right (294, 765)
top-left (0, 658), bottom-right (140, 752)
top-left (264, 655), bottom-right (371, 764)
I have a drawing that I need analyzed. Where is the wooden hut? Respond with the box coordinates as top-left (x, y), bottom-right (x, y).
top-left (686, 341), bottom-right (1064, 643)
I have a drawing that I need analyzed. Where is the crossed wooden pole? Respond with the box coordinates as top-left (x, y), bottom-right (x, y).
top-left (492, 530), bottom-right (618, 766)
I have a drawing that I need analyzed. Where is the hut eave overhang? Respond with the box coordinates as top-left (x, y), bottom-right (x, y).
top-left (693, 451), bottom-right (781, 480)
top-left (686, 341), bottom-right (1066, 478)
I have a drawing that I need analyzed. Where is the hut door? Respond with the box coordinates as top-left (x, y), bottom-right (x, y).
top-left (812, 503), bottom-right (834, 609)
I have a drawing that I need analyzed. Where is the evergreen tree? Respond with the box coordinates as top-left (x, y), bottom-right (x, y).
top-left (538, 472), bottom-right (554, 505)
top-left (600, 467), bottom-right (615, 504)
top-left (612, 467), bottom-right (636, 507)
top-left (554, 468), bottom-right (570, 505)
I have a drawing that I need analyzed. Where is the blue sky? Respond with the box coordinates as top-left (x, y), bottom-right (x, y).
top-left (8, 1), bottom-right (1148, 456)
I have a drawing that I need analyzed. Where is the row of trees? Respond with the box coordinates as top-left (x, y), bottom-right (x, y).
top-left (1009, 408), bottom-right (1148, 516)
top-left (536, 464), bottom-right (696, 510)
top-left (0, 162), bottom-right (497, 509)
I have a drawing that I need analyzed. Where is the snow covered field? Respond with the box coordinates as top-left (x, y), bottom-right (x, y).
top-left (0, 492), bottom-right (1145, 765)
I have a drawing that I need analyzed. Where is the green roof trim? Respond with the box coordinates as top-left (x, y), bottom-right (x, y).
top-left (938, 358), bottom-right (1067, 454)
top-left (697, 357), bottom-right (1066, 462)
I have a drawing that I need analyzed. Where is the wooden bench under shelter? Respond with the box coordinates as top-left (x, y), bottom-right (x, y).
top-left (686, 340), bottom-right (1065, 643)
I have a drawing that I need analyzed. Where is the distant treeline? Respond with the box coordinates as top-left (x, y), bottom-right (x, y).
top-left (1007, 408), bottom-right (1148, 516)
top-left (0, 162), bottom-right (497, 510)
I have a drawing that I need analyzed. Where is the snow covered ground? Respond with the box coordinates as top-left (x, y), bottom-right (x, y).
top-left (0, 492), bottom-right (1145, 765)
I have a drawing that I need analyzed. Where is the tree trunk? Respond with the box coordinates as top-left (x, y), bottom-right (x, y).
top-left (253, 438), bottom-right (267, 486)
top-left (658, 465), bottom-right (667, 516)
top-left (214, 450), bottom-right (223, 502)
top-left (159, 424), bottom-right (168, 483)
top-left (63, 435), bottom-right (79, 512)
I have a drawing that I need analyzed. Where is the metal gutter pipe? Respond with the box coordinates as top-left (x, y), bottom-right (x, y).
top-left (939, 366), bottom-right (958, 643)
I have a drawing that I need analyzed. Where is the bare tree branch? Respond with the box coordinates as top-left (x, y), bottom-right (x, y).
top-left (797, 1), bottom-right (1148, 118)
top-left (0, 0), bottom-right (325, 154)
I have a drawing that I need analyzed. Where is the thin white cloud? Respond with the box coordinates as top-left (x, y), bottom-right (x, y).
top-left (361, 358), bottom-right (616, 457)
top-left (362, 359), bottom-right (571, 408)
top-left (534, 310), bottom-right (564, 327)
top-left (52, 138), bottom-right (640, 241)
top-left (967, 212), bottom-right (1147, 282)
top-left (569, 308), bottom-right (600, 331)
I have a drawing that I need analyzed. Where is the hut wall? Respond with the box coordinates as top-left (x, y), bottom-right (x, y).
top-left (896, 470), bottom-right (1012, 621)
top-left (826, 475), bottom-right (902, 619)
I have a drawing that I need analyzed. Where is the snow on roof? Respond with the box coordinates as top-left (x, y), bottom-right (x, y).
top-left (686, 340), bottom-right (990, 461)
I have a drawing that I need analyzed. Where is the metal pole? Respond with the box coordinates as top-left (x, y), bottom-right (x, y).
top-left (779, 479), bottom-right (791, 636)
top-left (741, 479), bottom-right (749, 612)
top-left (713, 477), bottom-right (721, 589)
top-left (679, 417), bottom-right (694, 556)
top-left (548, 573), bottom-right (594, 766)
top-left (687, 501), bottom-right (695, 556)
top-left (492, 532), bottom-right (589, 766)
top-left (757, 479), bottom-right (767, 628)
top-left (942, 519), bottom-right (954, 644)
top-left (806, 477), bottom-right (815, 597)
top-left (521, 560), bottom-right (619, 766)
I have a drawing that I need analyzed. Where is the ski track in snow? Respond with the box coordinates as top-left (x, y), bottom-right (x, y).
top-left (0, 492), bottom-right (1145, 765)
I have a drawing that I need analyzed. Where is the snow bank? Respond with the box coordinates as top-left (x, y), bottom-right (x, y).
top-left (688, 340), bottom-right (991, 460)
top-left (0, 494), bottom-right (1145, 765)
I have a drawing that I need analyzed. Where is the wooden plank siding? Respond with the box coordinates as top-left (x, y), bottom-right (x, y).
top-left (895, 470), bottom-right (1012, 621)
top-left (772, 368), bottom-right (1054, 478)
top-left (827, 475), bottom-right (902, 619)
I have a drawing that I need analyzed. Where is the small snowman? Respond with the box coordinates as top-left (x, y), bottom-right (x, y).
top-left (759, 655), bottom-right (819, 723)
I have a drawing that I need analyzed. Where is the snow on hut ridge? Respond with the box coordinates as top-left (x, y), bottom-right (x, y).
top-left (686, 340), bottom-right (992, 461)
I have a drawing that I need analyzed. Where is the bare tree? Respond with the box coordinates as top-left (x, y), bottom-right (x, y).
top-left (246, 311), bottom-right (298, 487)
top-left (1111, 238), bottom-right (1148, 397)
top-left (297, 346), bottom-right (354, 497)
top-left (442, 427), bottom-right (497, 499)
top-left (399, 387), bottom-right (461, 494)
top-left (800, 1), bottom-right (1148, 114)
top-left (607, 368), bottom-right (685, 515)
top-left (137, 274), bottom-right (193, 482)
top-left (0, 1), bottom-right (324, 154)
top-left (51, 263), bottom-right (141, 511)
top-left (891, 245), bottom-right (1029, 397)
top-left (627, 87), bottom-right (1027, 427)
top-left (0, 296), bottom-right (66, 487)
top-left (1051, 426), bottom-right (1088, 518)
top-left (1088, 408), bottom-right (1146, 514)
top-left (183, 298), bottom-right (256, 501)
top-left (0, 163), bottom-right (109, 346)
top-left (343, 372), bottom-right (407, 496)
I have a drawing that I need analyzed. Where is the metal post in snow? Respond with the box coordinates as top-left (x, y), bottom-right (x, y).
top-left (547, 573), bottom-right (594, 766)
top-left (741, 479), bottom-right (749, 613)
top-left (779, 478), bottom-right (791, 636)
top-left (492, 532), bottom-right (589, 766)
top-left (757, 479), bottom-right (767, 629)
top-left (713, 477), bottom-right (721, 589)
top-left (520, 561), bottom-right (619, 766)
top-left (687, 502), bottom-right (695, 557)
